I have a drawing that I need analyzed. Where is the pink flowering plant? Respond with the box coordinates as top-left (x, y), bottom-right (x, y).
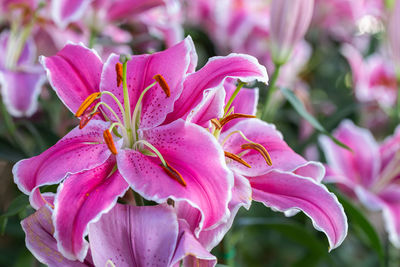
top-left (1, 0), bottom-right (400, 266)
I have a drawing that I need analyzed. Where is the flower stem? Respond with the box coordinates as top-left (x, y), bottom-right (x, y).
top-left (224, 81), bottom-right (245, 116)
top-left (262, 64), bottom-right (282, 121)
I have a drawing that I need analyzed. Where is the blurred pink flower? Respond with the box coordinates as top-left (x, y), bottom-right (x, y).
top-left (313, 0), bottom-right (384, 40)
top-left (0, 31), bottom-right (45, 117)
top-left (341, 44), bottom-right (398, 108)
top-left (269, 0), bottom-right (314, 65)
top-left (389, 0), bottom-right (400, 73)
top-left (320, 120), bottom-right (400, 247)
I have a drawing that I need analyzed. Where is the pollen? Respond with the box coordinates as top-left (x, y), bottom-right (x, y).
top-left (224, 151), bottom-right (251, 168)
top-left (161, 162), bottom-right (186, 187)
top-left (75, 92), bottom-right (101, 117)
top-left (103, 129), bottom-right (118, 155)
top-left (153, 74), bottom-right (171, 97)
top-left (115, 62), bottom-right (123, 87)
top-left (241, 143), bottom-right (272, 166)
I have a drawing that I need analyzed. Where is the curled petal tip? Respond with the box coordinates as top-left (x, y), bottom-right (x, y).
top-left (153, 74), bottom-right (171, 97)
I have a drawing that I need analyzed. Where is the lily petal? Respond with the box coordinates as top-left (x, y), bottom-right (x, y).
top-left (319, 119), bottom-right (380, 188)
top-left (117, 119), bottom-right (233, 234)
top-left (379, 184), bottom-right (400, 248)
top-left (197, 173), bottom-right (252, 251)
top-left (171, 220), bottom-right (217, 267)
top-left (222, 118), bottom-right (316, 177)
top-left (40, 43), bottom-right (103, 114)
top-left (13, 120), bottom-right (111, 196)
top-left (89, 204), bottom-right (178, 267)
top-left (165, 53), bottom-right (268, 124)
top-left (100, 36), bottom-right (196, 128)
top-left (53, 159), bottom-right (129, 261)
top-left (250, 170), bottom-right (348, 250)
top-left (21, 206), bottom-right (92, 267)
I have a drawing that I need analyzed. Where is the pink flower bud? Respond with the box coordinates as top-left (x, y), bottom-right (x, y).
top-left (389, 0), bottom-right (400, 74)
top-left (270, 0), bottom-right (314, 65)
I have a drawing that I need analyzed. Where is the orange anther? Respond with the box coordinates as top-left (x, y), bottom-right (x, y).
top-left (153, 74), bottom-right (170, 97)
top-left (219, 113), bottom-right (256, 127)
top-left (241, 143), bottom-right (272, 166)
top-left (211, 119), bottom-right (222, 129)
top-left (115, 62), bottom-right (123, 87)
top-left (79, 111), bottom-right (100, 129)
top-left (161, 162), bottom-right (186, 186)
top-left (224, 151), bottom-right (251, 168)
top-left (75, 92), bottom-right (101, 117)
top-left (103, 130), bottom-right (118, 155)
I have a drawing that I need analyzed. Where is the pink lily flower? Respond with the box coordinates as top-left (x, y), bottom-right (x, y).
top-left (320, 120), bottom-right (400, 247)
top-left (171, 79), bottom-right (348, 251)
top-left (269, 0), bottom-right (314, 65)
top-left (341, 44), bottom-right (398, 108)
top-left (0, 30), bottom-right (45, 117)
top-left (13, 36), bottom-right (268, 261)
top-left (22, 204), bottom-right (216, 266)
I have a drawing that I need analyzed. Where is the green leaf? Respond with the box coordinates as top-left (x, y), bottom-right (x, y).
top-left (331, 189), bottom-right (384, 265)
top-left (238, 217), bottom-right (329, 257)
top-left (280, 87), bottom-right (352, 151)
top-left (1, 194), bottom-right (29, 234)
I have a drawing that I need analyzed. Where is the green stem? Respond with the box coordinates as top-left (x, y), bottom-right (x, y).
top-left (261, 64), bottom-right (282, 121)
top-left (0, 101), bottom-right (16, 135)
top-left (224, 81), bottom-right (245, 116)
top-left (121, 59), bottom-right (134, 147)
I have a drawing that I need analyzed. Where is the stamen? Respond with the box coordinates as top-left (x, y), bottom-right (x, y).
top-left (211, 118), bottom-right (222, 129)
top-left (161, 162), bottom-right (187, 187)
top-left (224, 151), bottom-right (251, 168)
top-left (153, 74), bottom-right (171, 97)
top-left (219, 113), bottom-right (256, 127)
top-left (241, 143), bottom-right (272, 166)
top-left (75, 92), bottom-right (101, 117)
top-left (79, 111), bottom-right (100, 129)
top-left (103, 130), bottom-right (118, 155)
top-left (115, 63), bottom-right (123, 87)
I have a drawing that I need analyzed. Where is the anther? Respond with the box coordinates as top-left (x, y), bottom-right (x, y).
top-left (79, 111), bottom-right (100, 129)
top-left (211, 119), bottom-right (222, 129)
top-left (224, 151), bottom-right (251, 168)
top-left (161, 162), bottom-right (186, 187)
top-left (75, 92), bottom-right (101, 117)
top-left (241, 143), bottom-right (272, 166)
top-left (219, 113), bottom-right (256, 127)
top-left (115, 63), bottom-right (123, 87)
top-left (153, 74), bottom-right (170, 97)
top-left (103, 130), bottom-right (118, 155)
